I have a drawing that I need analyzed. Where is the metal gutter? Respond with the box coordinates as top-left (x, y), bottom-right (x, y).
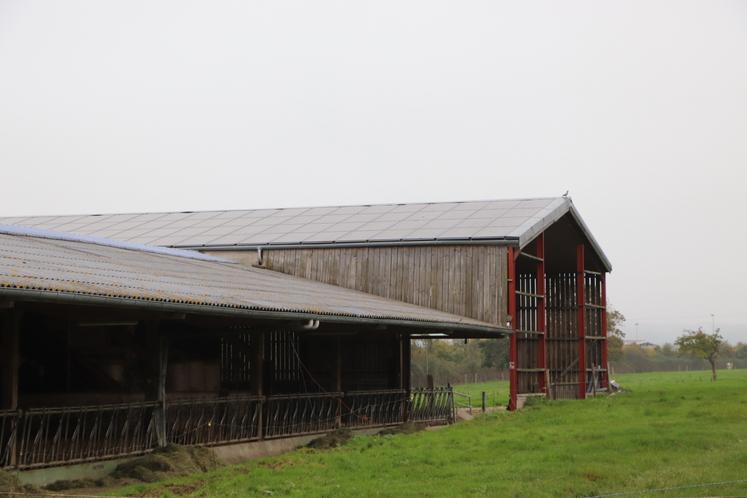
top-left (0, 288), bottom-right (509, 337)
top-left (174, 236), bottom-right (521, 252)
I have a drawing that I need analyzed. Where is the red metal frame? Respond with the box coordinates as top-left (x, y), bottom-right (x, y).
top-left (536, 234), bottom-right (547, 394)
top-left (600, 272), bottom-right (609, 389)
top-left (507, 246), bottom-right (518, 411)
top-left (576, 244), bottom-right (586, 399)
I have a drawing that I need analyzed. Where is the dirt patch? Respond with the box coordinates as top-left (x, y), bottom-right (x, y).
top-left (0, 469), bottom-right (40, 495)
top-left (378, 422), bottom-right (427, 435)
top-left (306, 429), bottom-right (353, 449)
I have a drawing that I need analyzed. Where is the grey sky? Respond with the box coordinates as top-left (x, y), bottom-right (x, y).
top-left (1, 1), bottom-right (745, 343)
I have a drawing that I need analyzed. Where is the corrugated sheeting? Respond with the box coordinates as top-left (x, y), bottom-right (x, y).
top-left (0, 231), bottom-right (502, 333)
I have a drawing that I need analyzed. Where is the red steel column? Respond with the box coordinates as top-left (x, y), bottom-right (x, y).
top-left (508, 247), bottom-right (518, 411)
top-left (601, 272), bottom-right (609, 389)
top-left (576, 244), bottom-right (586, 399)
top-left (536, 234), bottom-right (547, 394)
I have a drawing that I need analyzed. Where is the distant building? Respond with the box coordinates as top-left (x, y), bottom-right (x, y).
top-left (624, 340), bottom-right (658, 350)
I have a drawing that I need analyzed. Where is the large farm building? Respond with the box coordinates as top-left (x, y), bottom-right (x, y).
top-left (0, 197), bottom-right (610, 473)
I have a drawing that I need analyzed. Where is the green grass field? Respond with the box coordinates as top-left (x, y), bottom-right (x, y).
top-left (453, 379), bottom-right (509, 408)
top-left (114, 370), bottom-right (747, 497)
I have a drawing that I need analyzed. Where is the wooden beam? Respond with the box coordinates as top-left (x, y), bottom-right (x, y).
top-left (251, 331), bottom-right (265, 397)
top-left (157, 334), bottom-right (169, 447)
top-left (144, 320), bottom-right (168, 447)
top-left (518, 252), bottom-right (543, 262)
top-left (0, 309), bottom-right (20, 410)
top-left (336, 336), bottom-right (343, 428)
top-left (250, 331), bottom-right (265, 440)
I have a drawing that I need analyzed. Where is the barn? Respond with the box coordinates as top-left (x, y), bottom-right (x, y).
top-left (0, 196), bottom-right (611, 472)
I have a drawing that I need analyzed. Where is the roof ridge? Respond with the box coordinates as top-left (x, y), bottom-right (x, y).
top-left (0, 196), bottom-right (564, 219)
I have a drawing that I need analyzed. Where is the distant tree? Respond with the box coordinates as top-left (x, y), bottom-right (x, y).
top-left (478, 338), bottom-right (509, 369)
top-left (735, 343), bottom-right (747, 360)
top-left (659, 343), bottom-right (676, 357)
top-left (675, 328), bottom-right (724, 381)
top-left (607, 308), bottom-right (626, 361)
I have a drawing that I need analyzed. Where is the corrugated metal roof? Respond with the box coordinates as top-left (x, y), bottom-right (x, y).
top-left (0, 230), bottom-right (502, 334)
top-left (0, 197), bottom-right (610, 271)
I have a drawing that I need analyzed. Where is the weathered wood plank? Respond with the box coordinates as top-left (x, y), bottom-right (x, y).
top-left (259, 245), bottom-right (509, 325)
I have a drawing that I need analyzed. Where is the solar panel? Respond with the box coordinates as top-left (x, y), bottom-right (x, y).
top-left (0, 197), bottom-right (567, 248)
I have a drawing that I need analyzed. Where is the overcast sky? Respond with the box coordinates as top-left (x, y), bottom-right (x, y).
top-left (1, 1), bottom-right (745, 342)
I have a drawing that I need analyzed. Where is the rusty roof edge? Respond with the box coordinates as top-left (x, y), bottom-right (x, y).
top-left (0, 287), bottom-right (509, 337)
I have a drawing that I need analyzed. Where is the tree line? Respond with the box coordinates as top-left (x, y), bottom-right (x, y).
top-left (411, 308), bottom-right (742, 387)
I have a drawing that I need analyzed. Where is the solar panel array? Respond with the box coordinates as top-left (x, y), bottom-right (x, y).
top-left (0, 197), bottom-right (566, 248)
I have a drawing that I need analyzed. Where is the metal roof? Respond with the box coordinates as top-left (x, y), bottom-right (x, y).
top-left (0, 197), bottom-right (610, 271)
top-left (0, 230), bottom-right (503, 335)
top-left (0, 224), bottom-right (231, 263)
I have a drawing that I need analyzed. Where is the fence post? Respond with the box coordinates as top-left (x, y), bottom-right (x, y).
top-left (1, 309), bottom-right (21, 468)
top-left (257, 398), bottom-right (264, 441)
top-left (449, 387), bottom-right (455, 423)
top-left (481, 392), bottom-right (487, 413)
top-left (157, 335), bottom-right (169, 447)
top-left (336, 337), bottom-right (343, 429)
top-left (10, 409), bottom-right (20, 468)
top-left (251, 331), bottom-right (265, 440)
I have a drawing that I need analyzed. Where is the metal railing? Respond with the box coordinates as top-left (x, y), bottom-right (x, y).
top-left (15, 402), bottom-right (158, 469)
top-left (0, 410), bottom-right (20, 468)
top-left (167, 395), bottom-right (262, 446)
top-left (2, 387), bottom-right (455, 469)
top-left (409, 387), bottom-right (455, 424)
top-left (263, 392), bottom-right (341, 438)
top-left (453, 391), bottom-right (472, 415)
top-left (344, 389), bottom-right (407, 428)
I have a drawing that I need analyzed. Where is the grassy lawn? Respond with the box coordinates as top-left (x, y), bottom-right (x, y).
top-left (114, 370), bottom-right (747, 497)
top-left (453, 379), bottom-right (509, 408)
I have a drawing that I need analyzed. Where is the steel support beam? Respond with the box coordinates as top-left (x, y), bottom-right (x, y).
top-left (508, 247), bottom-right (518, 410)
top-left (601, 272), bottom-right (609, 389)
top-left (576, 244), bottom-right (587, 399)
top-left (536, 234), bottom-right (547, 394)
